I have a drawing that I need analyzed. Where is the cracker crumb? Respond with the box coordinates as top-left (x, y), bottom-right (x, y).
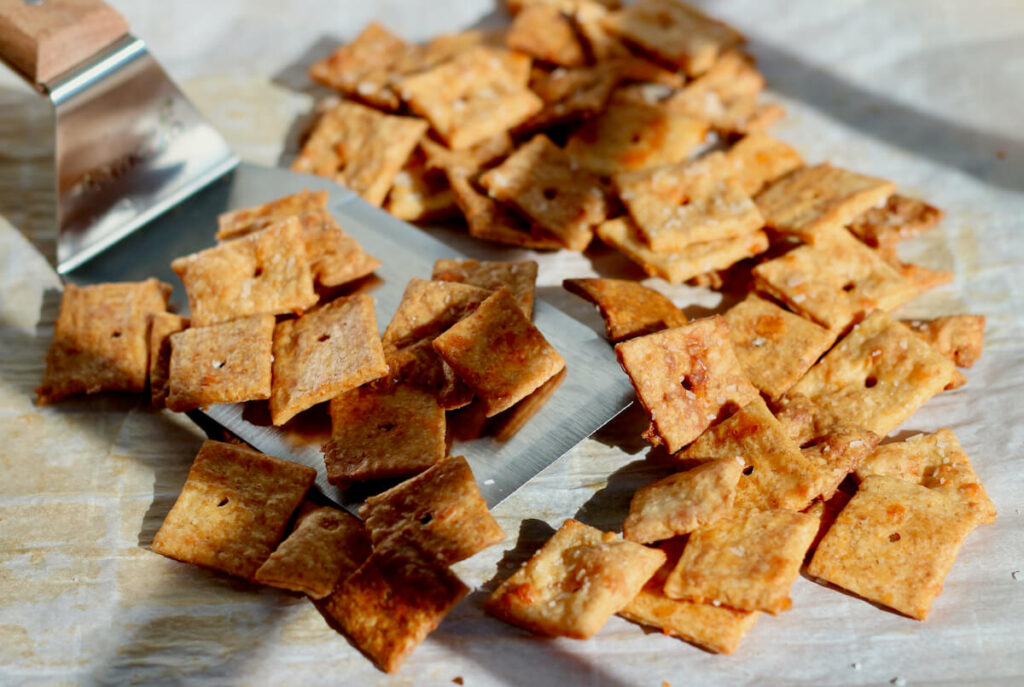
top-left (852, 662), bottom-right (862, 670)
top-left (484, 479), bottom-right (495, 485)
top-left (1012, 570), bottom-right (1023, 581)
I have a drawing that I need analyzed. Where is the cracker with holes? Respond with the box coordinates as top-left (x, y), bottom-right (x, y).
top-left (720, 133), bottom-right (804, 196)
top-left (807, 475), bottom-right (977, 620)
top-left (507, 4), bottom-right (588, 66)
top-left (385, 154), bottom-right (459, 223)
top-left (479, 134), bottom-right (608, 251)
top-left (37, 279), bottom-right (171, 405)
top-left (623, 457), bottom-right (742, 544)
top-left (216, 189), bottom-right (328, 240)
top-left (433, 288), bottom-right (566, 416)
top-left (254, 502), bottom-right (372, 599)
top-left (679, 396), bottom-right (823, 512)
top-left (165, 314), bottom-right (274, 412)
top-left (151, 440), bottom-right (316, 580)
top-left (847, 194), bottom-right (944, 247)
top-left (723, 293), bottom-right (835, 400)
top-left (616, 153), bottom-right (765, 252)
top-left (358, 455), bottom-right (505, 565)
top-left (270, 295), bottom-right (388, 426)
top-left (322, 530), bottom-right (469, 673)
top-left (799, 427), bottom-right (879, 502)
top-left (433, 258), bottom-right (538, 318)
top-left (614, 316), bottom-right (759, 454)
top-left (596, 217), bottom-right (769, 284)
top-left (754, 163), bottom-right (896, 242)
top-left (308, 22), bottom-right (418, 111)
top-left (602, 0), bottom-right (744, 77)
top-left (564, 102), bottom-right (708, 176)
top-left (292, 101), bottom-right (427, 206)
top-left (492, 367), bottom-right (567, 441)
top-left (563, 277), bottom-right (688, 342)
top-left (780, 312), bottom-right (958, 441)
top-left (148, 312), bottom-right (189, 408)
top-left (663, 508), bottom-right (818, 614)
top-left (856, 429), bottom-right (996, 524)
top-left (751, 227), bottom-right (917, 331)
top-left (486, 518), bottom-right (666, 639)
top-left (171, 218), bottom-right (317, 327)
top-left (522, 63), bottom-right (622, 132)
top-left (398, 47), bottom-right (542, 150)
top-left (903, 315), bottom-right (985, 368)
top-left (323, 383), bottom-right (446, 486)
top-left (619, 539), bottom-right (759, 654)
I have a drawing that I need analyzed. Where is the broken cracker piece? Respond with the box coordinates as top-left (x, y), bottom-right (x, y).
top-left (903, 315), bottom-right (985, 368)
top-left (563, 277), bottom-right (687, 342)
top-left (433, 258), bottom-right (538, 318)
top-left (165, 314), bottom-right (275, 413)
top-left (270, 295), bottom-right (388, 426)
top-left (148, 312), bottom-right (189, 408)
top-left (847, 194), bottom-right (943, 247)
top-left (151, 440), bottom-right (315, 580)
top-left (807, 475), bottom-right (976, 620)
top-left (615, 316), bottom-right (759, 454)
top-left (799, 427), bottom-right (880, 502)
top-left (486, 518), bottom-right (666, 639)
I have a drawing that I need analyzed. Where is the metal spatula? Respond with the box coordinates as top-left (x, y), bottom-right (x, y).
top-left (0, 0), bottom-right (633, 508)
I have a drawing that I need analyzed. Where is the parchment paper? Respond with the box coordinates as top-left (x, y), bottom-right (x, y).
top-left (1, 1), bottom-right (1022, 685)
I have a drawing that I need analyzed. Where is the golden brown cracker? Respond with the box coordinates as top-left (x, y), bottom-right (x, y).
top-left (254, 503), bottom-right (371, 599)
top-left (507, 4), bottom-right (588, 67)
top-left (432, 288), bottom-right (566, 417)
top-left (382, 278), bottom-right (493, 350)
top-left (521, 63), bottom-right (622, 132)
top-left (37, 279), bottom-right (171, 404)
top-left (358, 455), bottom-right (505, 565)
top-left (216, 189), bottom-right (327, 240)
top-left (385, 151), bottom-right (459, 222)
top-left (380, 338), bottom-right (475, 411)
top-left (432, 258), bottom-right (538, 318)
top-left (422, 133), bottom-right (514, 175)
top-left (662, 50), bottom-right (774, 136)
top-left (663, 509), bottom-right (818, 614)
top-left (563, 277), bottom-right (687, 342)
top-left (492, 366), bottom-right (567, 441)
top-left (903, 315), bottom-right (985, 368)
top-left (309, 22), bottom-right (417, 111)
top-left (165, 314), bottom-right (275, 412)
top-left (723, 293), bottom-right (836, 400)
top-left (171, 218), bottom-right (317, 327)
top-left (321, 530), bottom-right (469, 673)
top-left (807, 475), bottom-right (976, 620)
top-left (323, 383), bottom-right (446, 486)
top-left (299, 209), bottom-right (382, 288)
top-left (151, 440), bottom-right (315, 580)
top-left (148, 312), bottom-right (189, 408)
top-left (847, 194), bottom-right (943, 247)
top-left (721, 133), bottom-right (804, 196)
top-left (623, 457), bottom-right (742, 544)
top-left (614, 316), bottom-right (759, 454)
top-left (596, 216), bottom-right (769, 285)
top-left (799, 427), bottom-right (879, 502)
top-left (485, 518), bottom-right (666, 639)
top-left (270, 295), bottom-right (388, 426)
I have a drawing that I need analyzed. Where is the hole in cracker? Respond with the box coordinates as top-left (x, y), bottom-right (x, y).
top-left (889, 532), bottom-right (901, 542)
top-left (217, 498), bottom-right (229, 507)
top-left (317, 333), bottom-right (331, 342)
top-left (253, 265), bottom-right (264, 278)
top-left (377, 422), bottom-right (395, 432)
top-left (681, 377), bottom-right (694, 391)
top-left (742, 465), bottom-right (754, 476)
top-left (111, 331), bottom-right (121, 338)
top-left (419, 512), bottom-right (433, 525)
top-left (542, 187), bottom-right (558, 201)
top-left (864, 376), bottom-right (878, 388)
top-left (842, 282), bottom-right (855, 292)
top-left (630, 133), bottom-right (642, 143)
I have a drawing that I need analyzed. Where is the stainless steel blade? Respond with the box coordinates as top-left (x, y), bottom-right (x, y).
top-left (66, 162), bottom-right (634, 509)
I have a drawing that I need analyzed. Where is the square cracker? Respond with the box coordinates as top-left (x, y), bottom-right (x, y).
top-left (563, 278), bottom-right (687, 343)
top-left (485, 518), bottom-right (666, 639)
top-left (398, 46), bottom-right (543, 150)
top-left (321, 530), bottom-right (469, 673)
top-left (601, 0), bottom-right (744, 77)
top-left (148, 312), bottom-right (189, 408)
top-left (479, 134), bottom-right (608, 251)
top-left (679, 396), bottom-right (824, 512)
top-left (779, 312), bottom-right (957, 441)
top-left (614, 315), bottom-right (759, 454)
top-left (751, 226), bottom-right (917, 331)
top-left (380, 338), bottom-right (475, 411)
top-left (432, 288), bottom-right (566, 416)
top-left (619, 539), bottom-right (759, 654)
top-left (847, 194), bottom-right (943, 248)
top-left (623, 457), bottom-right (742, 544)
top-left (903, 315), bottom-right (985, 368)
top-left (165, 314), bottom-right (275, 412)
top-left (720, 133), bottom-right (804, 197)
top-left (216, 189), bottom-right (327, 240)
top-left (270, 294), bottom-right (388, 426)
top-left (662, 50), bottom-right (770, 136)
top-left (151, 440), bottom-right (315, 580)
top-left (663, 508), bottom-right (818, 614)
top-left (382, 278), bottom-right (493, 350)
top-left (754, 163), bottom-right (896, 242)
top-left (37, 279), bottom-right (171, 404)
top-left (323, 383), bottom-right (446, 486)
top-left (615, 152), bottom-right (765, 252)
top-left (291, 101), bottom-right (427, 206)
top-left (521, 63), bottom-right (622, 132)
top-left (597, 217), bottom-right (769, 285)
top-left (433, 258), bottom-right (538, 318)
top-left (564, 102), bottom-right (708, 176)
top-left (807, 475), bottom-right (976, 620)
top-left (507, 4), bottom-right (588, 67)
top-left (358, 455), bottom-right (505, 565)
top-left (254, 502), bottom-right (371, 599)
top-left (856, 429), bottom-right (996, 525)
top-left (723, 293), bottom-right (836, 400)
top-left (171, 218), bottom-right (317, 327)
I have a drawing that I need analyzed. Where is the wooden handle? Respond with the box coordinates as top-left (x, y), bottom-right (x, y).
top-left (0, 0), bottom-right (129, 85)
